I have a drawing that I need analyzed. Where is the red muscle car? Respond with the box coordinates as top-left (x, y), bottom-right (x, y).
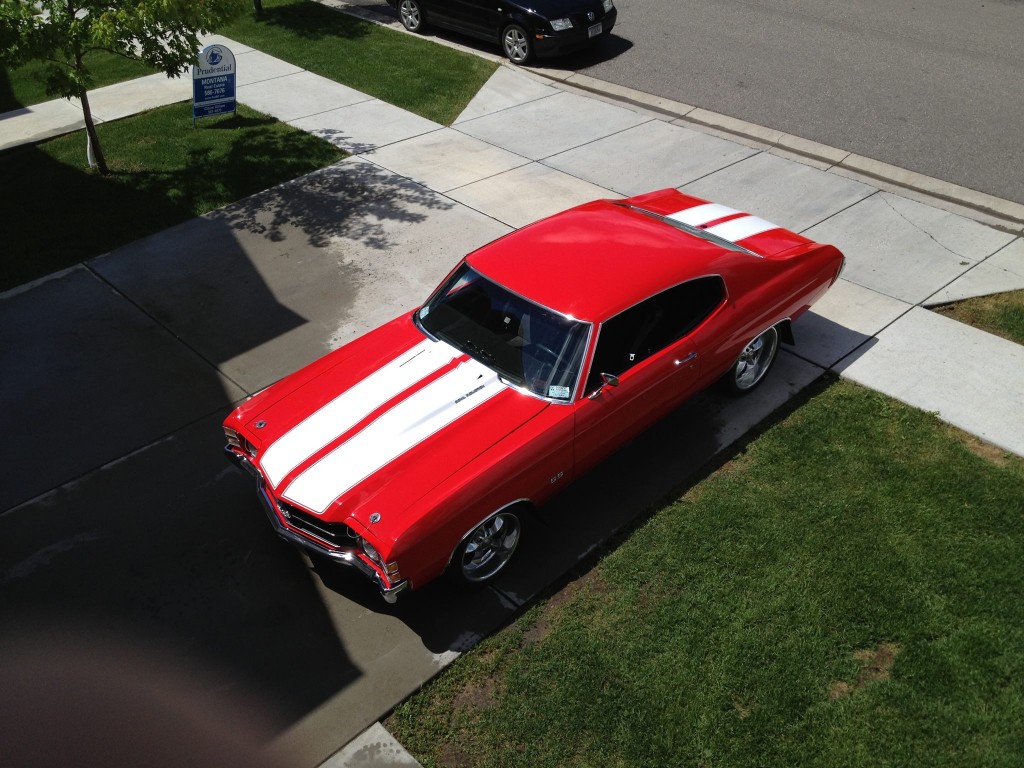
top-left (223, 189), bottom-right (845, 602)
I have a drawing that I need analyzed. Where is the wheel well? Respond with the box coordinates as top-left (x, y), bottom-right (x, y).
top-left (446, 499), bottom-right (536, 569)
top-left (777, 319), bottom-right (795, 346)
top-left (500, 15), bottom-right (532, 37)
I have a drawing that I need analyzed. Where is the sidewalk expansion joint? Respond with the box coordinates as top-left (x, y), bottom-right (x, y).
top-left (82, 263), bottom-right (251, 397)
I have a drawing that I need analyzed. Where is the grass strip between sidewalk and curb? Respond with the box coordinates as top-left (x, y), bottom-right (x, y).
top-left (388, 380), bottom-right (1024, 768)
top-left (932, 289), bottom-right (1024, 347)
top-left (220, 0), bottom-right (497, 125)
top-left (1, 103), bottom-right (345, 291)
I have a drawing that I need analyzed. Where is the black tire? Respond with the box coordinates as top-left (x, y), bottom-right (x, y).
top-left (721, 325), bottom-right (779, 395)
top-left (449, 509), bottom-right (523, 585)
top-left (502, 24), bottom-right (534, 64)
top-left (398, 0), bottom-right (425, 32)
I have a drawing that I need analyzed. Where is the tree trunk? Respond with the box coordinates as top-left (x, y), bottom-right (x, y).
top-left (253, 0), bottom-right (264, 14)
top-left (74, 52), bottom-right (109, 175)
top-left (79, 89), bottom-right (109, 175)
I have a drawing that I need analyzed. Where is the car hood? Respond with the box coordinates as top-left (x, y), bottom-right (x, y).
top-left (247, 323), bottom-right (548, 534)
top-left (519, 0), bottom-right (609, 18)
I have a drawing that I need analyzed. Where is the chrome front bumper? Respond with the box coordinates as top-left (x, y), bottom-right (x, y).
top-left (224, 446), bottom-right (409, 603)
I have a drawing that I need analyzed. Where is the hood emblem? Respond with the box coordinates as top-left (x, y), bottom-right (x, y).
top-left (587, 11), bottom-right (595, 20)
top-left (454, 384), bottom-right (486, 405)
top-left (369, 512), bottom-right (382, 524)
top-left (255, 420), bottom-right (267, 429)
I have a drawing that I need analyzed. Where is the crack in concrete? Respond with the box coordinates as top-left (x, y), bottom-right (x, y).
top-left (877, 192), bottom-right (972, 261)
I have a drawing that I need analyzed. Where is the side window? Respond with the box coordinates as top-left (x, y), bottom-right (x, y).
top-left (655, 275), bottom-right (726, 344)
top-left (586, 276), bottom-right (725, 391)
top-left (586, 306), bottom-right (648, 391)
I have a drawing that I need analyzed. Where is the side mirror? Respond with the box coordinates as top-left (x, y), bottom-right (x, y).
top-left (587, 372), bottom-right (619, 399)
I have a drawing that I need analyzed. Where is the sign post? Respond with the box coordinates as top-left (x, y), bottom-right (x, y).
top-left (192, 44), bottom-right (236, 126)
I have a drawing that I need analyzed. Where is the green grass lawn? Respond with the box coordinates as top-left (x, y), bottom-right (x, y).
top-left (389, 381), bottom-right (1024, 767)
top-left (0, 51), bottom-right (155, 113)
top-left (933, 290), bottom-right (1024, 346)
top-left (0, 102), bottom-right (345, 290)
top-left (1, 0), bottom-right (495, 291)
top-left (220, 0), bottom-right (496, 124)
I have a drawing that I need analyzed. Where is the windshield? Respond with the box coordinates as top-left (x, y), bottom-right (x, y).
top-left (416, 264), bottom-right (590, 402)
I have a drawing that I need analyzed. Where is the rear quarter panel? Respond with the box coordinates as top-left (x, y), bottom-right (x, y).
top-left (697, 244), bottom-right (844, 382)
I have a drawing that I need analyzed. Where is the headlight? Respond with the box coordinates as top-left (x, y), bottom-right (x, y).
top-left (550, 17), bottom-right (573, 31)
top-left (360, 539), bottom-right (402, 582)
top-left (603, 0), bottom-right (614, 12)
top-left (224, 427), bottom-right (257, 457)
top-left (360, 538), bottom-right (381, 564)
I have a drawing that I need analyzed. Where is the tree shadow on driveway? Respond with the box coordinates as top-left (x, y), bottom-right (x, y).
top-left (0, 157), bottom-right (508, 756)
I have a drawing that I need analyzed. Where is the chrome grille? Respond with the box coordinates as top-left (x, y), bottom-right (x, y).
top-left (278, 501), bottom-right (359, 547)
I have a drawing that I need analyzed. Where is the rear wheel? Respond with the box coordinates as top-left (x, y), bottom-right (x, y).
top-left (723, 325), bottom-right (779, 395)
top-left (502, 24), bottom-right (533, 64)
top-left (399, 0), bottom-right (424, 32)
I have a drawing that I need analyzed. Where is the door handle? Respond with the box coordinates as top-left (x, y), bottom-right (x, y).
top-left (675, 352), bottom-right (698, 365)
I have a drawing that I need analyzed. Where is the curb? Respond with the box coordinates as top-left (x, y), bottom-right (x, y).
top-left (542, 71), bottom-right (1024, 236)
top-left (321, 1), bottom-right (1024, 237)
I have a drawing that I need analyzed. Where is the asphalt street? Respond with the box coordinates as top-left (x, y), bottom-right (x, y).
top-left (567, 0), bottom-right (1024, 206)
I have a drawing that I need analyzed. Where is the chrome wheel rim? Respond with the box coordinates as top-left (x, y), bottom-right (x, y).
top-left (460, 512), bottom-right (521, 582)
top-left (503, 28), bottom-right (529, 63)
top-left (399, 0), bottom-right (420, 29)
top-left (734, 327), bottom-right (778, 390)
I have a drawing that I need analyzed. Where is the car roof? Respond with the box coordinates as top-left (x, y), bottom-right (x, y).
top-left (465, 195), bottom-right (760, 322)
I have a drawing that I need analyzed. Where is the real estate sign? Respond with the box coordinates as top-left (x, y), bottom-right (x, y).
top-left (193, 45), bottom-right (237, 124)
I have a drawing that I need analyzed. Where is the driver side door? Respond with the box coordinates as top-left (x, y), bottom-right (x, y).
top-left (572, 276), bottom-right (726, 474)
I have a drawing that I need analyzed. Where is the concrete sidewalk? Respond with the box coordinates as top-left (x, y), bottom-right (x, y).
top-left (3, 22), bottom-right (1023, 768)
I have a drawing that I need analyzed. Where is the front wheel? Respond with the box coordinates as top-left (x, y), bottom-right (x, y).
top-left (398, 0), bottom-right (424, 32)
top-left (451, 510), bottom-right (522, 584)
top-left (722, 325), bottom-right (779, 395)
top-left (502, 24), bottom-right (534, 64)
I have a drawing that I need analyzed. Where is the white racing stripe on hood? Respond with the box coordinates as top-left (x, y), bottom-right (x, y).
top-left (282, 358), bottom-right (504, 514)
top-left (261, 338), bottom-right (460, 486)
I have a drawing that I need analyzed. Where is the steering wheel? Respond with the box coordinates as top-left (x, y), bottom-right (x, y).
top-left (530, 343), bottom-right (560, 368)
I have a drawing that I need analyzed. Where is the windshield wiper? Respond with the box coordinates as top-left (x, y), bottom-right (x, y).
top-left (462, 339), bottom-right (494, 363)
